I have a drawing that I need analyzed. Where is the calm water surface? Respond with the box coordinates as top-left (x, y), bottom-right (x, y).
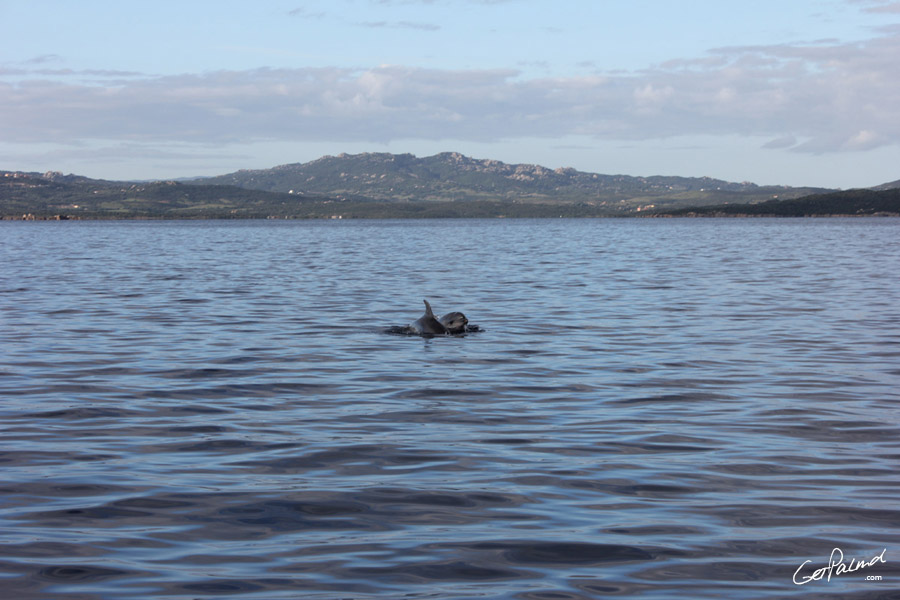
top-left (1, 218), bottom-right (899, 599)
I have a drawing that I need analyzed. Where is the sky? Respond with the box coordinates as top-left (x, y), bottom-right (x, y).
top-left (1, 0), bottom-right (899, 188)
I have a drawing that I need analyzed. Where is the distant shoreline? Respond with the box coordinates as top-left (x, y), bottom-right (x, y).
top-left (4, 156), bottom-right (898, 219)
top-left (5, 213), bottom-right (899, 222)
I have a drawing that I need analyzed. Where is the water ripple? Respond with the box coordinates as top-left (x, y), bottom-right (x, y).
top-left (1, 219), bottom-right (899, 599)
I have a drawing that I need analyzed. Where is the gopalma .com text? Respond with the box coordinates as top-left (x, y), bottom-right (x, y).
top-left (793, 548), bottom-right (886, 585)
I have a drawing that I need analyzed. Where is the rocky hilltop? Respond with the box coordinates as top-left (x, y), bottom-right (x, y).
top-left (872, 179), bottom-right (900, 191)
top-left (190, 152), bottom-right (828, 211)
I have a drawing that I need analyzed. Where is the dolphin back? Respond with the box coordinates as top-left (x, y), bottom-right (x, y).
top-left (411, 299), bottom-right (448, 335)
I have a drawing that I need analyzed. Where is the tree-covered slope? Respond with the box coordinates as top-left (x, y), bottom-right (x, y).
top-left (652, 188), bottom-right (900, 217)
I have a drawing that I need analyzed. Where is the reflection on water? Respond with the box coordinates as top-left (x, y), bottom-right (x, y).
top-left (1, 218), bottom-right (899, 599)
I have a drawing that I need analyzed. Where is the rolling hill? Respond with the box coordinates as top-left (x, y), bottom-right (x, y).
top-left (3, 154), bottom-right (896, 219)
top-left (650, 188), bottom-right (900, 217)
top-left (0, 172), bottom-right (337, 219)
top-left (188, 152), bottom-right (830, 212)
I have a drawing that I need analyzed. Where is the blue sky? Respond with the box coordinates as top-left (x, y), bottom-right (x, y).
top-left (2, 0), bottom-right (899, 187)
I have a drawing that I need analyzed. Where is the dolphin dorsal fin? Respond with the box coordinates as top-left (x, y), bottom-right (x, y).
top-left (423, 299), bottom-right (434, 317)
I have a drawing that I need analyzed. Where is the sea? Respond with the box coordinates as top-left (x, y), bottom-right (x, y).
top-left (1, 218), bottom-right (898, 600)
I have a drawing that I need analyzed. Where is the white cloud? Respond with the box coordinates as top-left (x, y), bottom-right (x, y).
top-left (24, 54), bottom-right (64, 65)
top-left (287, 8), bottom-right (326, 18)
top-left (1, 30), bottom-right (898, 156)
top-left (851, 0), bottom-right (900, 14)
top-left (762, 135), bottom-right (798, 149)
top-left (844, 129), bottom-right (884, 149)
top-left (358, 20), bottom-right (441, 30)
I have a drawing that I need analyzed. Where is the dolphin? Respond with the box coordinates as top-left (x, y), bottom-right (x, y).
top-left (409, 299), bottom-right (449, 335)
top-left (438, 310), bottom-right (469, 334)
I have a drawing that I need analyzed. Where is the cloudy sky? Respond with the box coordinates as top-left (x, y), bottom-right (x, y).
top-left (1, 0), bottom-right (899, 187)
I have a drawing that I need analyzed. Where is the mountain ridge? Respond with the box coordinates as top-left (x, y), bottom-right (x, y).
top-left (188, 151), bottom-right (832, 211)
top-left (3, 153), bottom-right (898, 219)
top-left (872, 179), bottom-right (900, 191)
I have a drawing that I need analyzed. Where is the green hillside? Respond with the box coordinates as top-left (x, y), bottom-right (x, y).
top-left (190, 152), bottom-right (829, 211)
top-left (4, 157), bottom-right (894, 220)
top-left (651, 188), bottom-right (900, 217)
top-left (0, 173), bottom-right (334, 219)
top-left (0, 172), bottom-right (616, 219)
